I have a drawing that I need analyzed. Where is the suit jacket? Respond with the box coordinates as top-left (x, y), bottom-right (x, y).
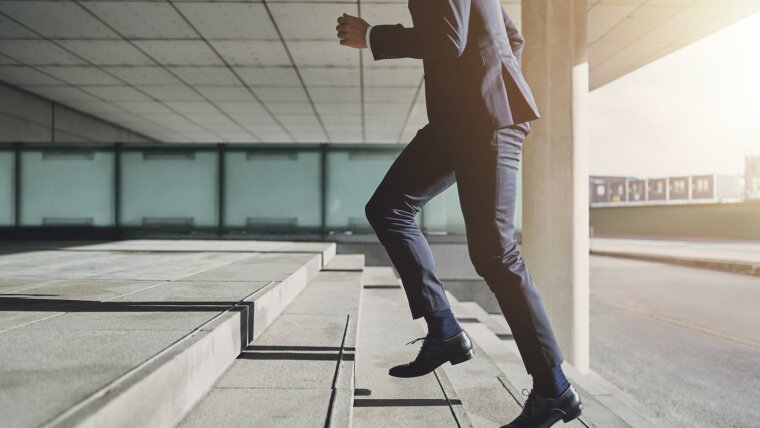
top-left (368, 0), bottom-right (540, 131)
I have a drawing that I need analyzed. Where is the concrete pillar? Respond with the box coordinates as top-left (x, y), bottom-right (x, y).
top-left (521, 0), bottom-right (590, 373)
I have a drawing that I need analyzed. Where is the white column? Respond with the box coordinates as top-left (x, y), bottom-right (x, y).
top-left (521, 0), bottom-right (590, 373)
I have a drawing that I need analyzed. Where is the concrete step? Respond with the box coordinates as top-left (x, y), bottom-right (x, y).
top-left (353, 266), bottom-right (471, 428)
top-left (177, 254), bottom-right (365, 428)
top-left (445, 291), bottom-right (668, 428)
top-left (0, 240), bottom-right (334, 428)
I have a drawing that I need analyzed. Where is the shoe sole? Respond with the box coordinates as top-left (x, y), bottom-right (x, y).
top-left (450, 348), bottom-right (475, 365)
top-left (388, 348), bottom-right (475, 378)
top-left (561, 404), bottom-right (583, 423)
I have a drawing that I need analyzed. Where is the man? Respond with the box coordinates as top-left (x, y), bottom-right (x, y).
top-left (336, 1), bottom-right (582, 426)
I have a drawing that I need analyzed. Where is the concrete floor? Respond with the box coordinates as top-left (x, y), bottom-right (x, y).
top-left (590, 255), bottom-right (760, 428)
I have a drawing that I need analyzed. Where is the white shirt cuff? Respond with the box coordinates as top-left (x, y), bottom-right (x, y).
top-left (366, 25), bottom-right (373, 51)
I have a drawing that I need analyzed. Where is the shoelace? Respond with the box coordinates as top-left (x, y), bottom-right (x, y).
top-left (406, 337), bottom-right (426, 346)
top-left (521, 388), bottom-right (538, 412)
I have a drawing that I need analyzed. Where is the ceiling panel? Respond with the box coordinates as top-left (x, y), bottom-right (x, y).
top-left (210, 40), bottom-right (290, 66)
top-left (138, 85), bottom-right (204, 101)
top-left (133, 40), bottom-right (223, 66)
top-left (37, 66), bottom-right (122, 85)
top-left (288, 40), bottom-right (356, 67)
top-left (169, 66), bottom-right (239, 85)
top-left (174, 2), bottom-right (277, 40)
top-left (0, 1), bottom-right (117, 38)
top-left (255, 86), bottom-right (308, 102)
top-left (0, 40), bottom-right (86, 65)
top-left (22, 85), bottom-right (100, 102)
top-left (195, 85), bottom-right (257, 102)
top-left (83, 2), bottom-right (197, 39)
top-left (104, 66), bottom-right (183, 86)
top-left (300, 66), bottom-right (358, 87)
top-left (59, 40), bottom-right (153, 65)
top-left (164, 100), bottom-right (220, 114)
top-left (234, 66), bottom-right (300, 86)
top-left (84, 85), bottom-right (152, 102)
top-left (0, 13), bottom-right (39, 38)
top-left (314, 102), bottom-right (360, 117)
top-left (0, 65), bottom-right (61, 85)
top-left (266, 102), bottom-right (316, 115)
top-left (117, 101), bottom-right (175, 115)
top-left (310, 86), bottom-right (360, 103)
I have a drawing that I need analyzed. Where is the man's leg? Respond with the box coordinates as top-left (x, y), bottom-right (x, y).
top-left (452, 123), bottom-right (565, 376)
top-left (365, 124), bottom-right (456, 320)
top-left (366, 124), bottom-right (476, 379)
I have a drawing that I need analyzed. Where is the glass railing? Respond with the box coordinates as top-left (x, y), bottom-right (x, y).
top-left (0, 142), bottom-right (525, 236)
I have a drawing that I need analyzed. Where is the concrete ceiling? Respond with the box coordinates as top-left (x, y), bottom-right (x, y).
top-left (0, 0), bottom-right (757, 143)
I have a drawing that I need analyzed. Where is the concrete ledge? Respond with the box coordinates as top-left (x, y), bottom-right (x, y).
top-left (1, 249), bottom-right (324, 428)
top-left (590, 250), bottom-right (760, 277)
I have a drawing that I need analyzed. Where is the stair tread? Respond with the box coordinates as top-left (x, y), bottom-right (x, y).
top-left (353, 281), bottom-right (470, 428)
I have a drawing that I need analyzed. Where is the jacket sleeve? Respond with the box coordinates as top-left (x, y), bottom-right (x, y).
top-left (502, 6), bottom-right (524, 61)
top-left (368, 0), bottom-right (471, 60)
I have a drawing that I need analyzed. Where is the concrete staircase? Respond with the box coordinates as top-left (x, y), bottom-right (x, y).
top-left (0, 240), bottom-right (341, 428)
top-left (0, 240), bottom-right (666, 427)
top-left (177, 254), bottom-right (365, 427)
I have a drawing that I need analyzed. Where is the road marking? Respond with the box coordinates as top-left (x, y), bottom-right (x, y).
top-left (592, 297), bottom-right (760, 351)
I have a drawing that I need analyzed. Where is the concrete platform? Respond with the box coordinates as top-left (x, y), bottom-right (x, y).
top-left (0, 240), bottom-right (334, 428)
top-left (590, 237), bottom-right (760, 276)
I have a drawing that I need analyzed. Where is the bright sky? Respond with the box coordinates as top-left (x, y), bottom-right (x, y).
top-left (589, 12), bottom-right (760, 177)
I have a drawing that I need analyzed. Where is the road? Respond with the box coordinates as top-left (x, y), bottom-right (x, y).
top-left (590, 255), bottom-right (760, 428)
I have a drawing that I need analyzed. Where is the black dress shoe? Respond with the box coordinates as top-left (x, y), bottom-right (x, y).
top-left (388, 330), bottom-right (474, 378)
top-left (502, 385), bottom-right (583, 428)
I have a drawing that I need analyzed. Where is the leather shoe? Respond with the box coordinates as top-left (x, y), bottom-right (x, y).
top-left (388, 330), bottom-right (474, 378)
top-left (502, 385), bottom-right (583, 428)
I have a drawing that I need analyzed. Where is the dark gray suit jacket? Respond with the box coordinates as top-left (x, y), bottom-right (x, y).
top-left (368, 0), bottom-right (540, 131)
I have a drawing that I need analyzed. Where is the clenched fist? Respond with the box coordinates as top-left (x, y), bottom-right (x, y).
top-left (336, 13), bottom-right (370, 49)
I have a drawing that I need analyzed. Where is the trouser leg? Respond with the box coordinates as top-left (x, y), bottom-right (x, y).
top-left (365, 124), bottom-right (456, 319)
top-left (453, 123), bottom-right (564, 374)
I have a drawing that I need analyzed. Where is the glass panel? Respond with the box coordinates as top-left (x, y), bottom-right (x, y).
top-left (20, 150), bottom-right (114, 226)
top-left (326, 148), bottom-right (399, 232)
top-left (0, 151), bottom-right (13, 225)
top-left (225, 149), bottom-right (321, 231)
top-left (422, 184), bottom-right (465, 234)
top-left (120, 150), bottom-right (217, 227)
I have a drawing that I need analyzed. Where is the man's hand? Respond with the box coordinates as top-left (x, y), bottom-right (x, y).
top-left (336, 13), bottom-right (370, 49)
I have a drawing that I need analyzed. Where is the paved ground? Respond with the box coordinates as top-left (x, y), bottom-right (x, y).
top-left (590, 255), bottom-right (760, 428)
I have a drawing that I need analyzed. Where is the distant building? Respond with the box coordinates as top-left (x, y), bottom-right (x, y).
top-left (589, 176), bottom-right (628, 204)
top-left (691, 174), bottom-right (742, 201)
top-left (627, 178), bottom-right (646, 202)
top-left (668, 176), bottom-right (690, 200)
top-left (590, 173), bottom-right (742, 206)
top-left (646, 178), bottom-right (668, 201)
top-left (746, 155), bottom-right (760, 200)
